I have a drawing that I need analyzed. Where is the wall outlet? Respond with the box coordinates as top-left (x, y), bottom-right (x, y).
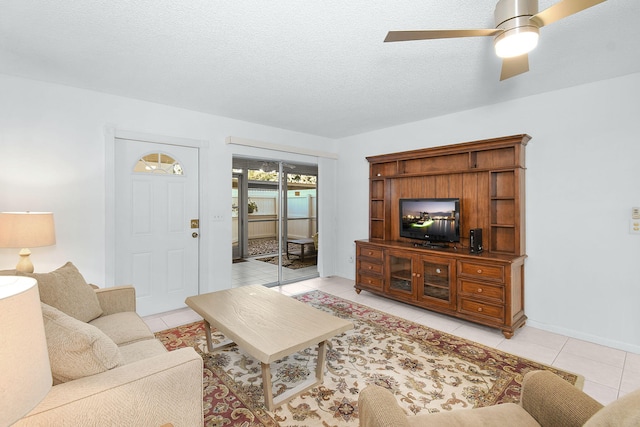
top-left (630, 219), bottom-right (640, 234)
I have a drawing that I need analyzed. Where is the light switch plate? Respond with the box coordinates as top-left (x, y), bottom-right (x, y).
top-left (632, 207), bottom-right (640, 219)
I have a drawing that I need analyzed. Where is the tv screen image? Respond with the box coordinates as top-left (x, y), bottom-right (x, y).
top-left (399, 198), bottom-right (460, 243)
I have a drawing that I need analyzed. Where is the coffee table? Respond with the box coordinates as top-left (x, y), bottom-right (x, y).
top-left (185, 285), bottom-right (353, 410)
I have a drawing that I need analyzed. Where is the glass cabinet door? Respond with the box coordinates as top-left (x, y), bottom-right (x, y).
top-left (387, 253), bottom-right (414, 298)
top-left (419, 257), bottom-right (455, 309)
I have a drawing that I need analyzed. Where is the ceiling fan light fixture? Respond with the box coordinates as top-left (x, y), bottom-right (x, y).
top-left (494, 26), bottom-right (539, 58)
top-left (384, 0), bottom-right (605, 80)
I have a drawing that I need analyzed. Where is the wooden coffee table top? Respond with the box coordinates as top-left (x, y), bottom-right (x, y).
top-left (185, 285), bottom-right (353, 363)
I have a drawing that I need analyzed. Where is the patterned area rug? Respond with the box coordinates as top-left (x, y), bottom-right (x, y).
top-left (248, 237), bottom-right (279, 257)
top-left (155, 290), bottom-right (581, 426)
top-left (256, 256), bottom-right (317, 270)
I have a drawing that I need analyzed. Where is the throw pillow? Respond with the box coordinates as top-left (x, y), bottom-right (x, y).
top-left (20, 262), bottom-right (103, 322)
top-left (41, 303), bottom-right (122, 384)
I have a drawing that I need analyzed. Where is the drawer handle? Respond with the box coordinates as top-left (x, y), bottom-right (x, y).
top-left (477, 269), bottom-right (483, 274)
top-left (368, 265), bottom-right (373, 270)
top-left (367, 279), bottom-right (372, 284)
top-left (477, 288), bottom-right (483, 293)
top-left (416, 273), bottom-right (421, 278)
top-left (368, 251), bottom-right (373, 256)
top-left (477, 307), bottom-right (483, 312)
top-left (436, 268), bottom-right (441, 274)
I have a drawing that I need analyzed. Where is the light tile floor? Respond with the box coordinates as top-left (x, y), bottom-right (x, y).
top-left (231, 257), bottom-right (318, 287)
top-left (143, 276), bottom-right (640, 406)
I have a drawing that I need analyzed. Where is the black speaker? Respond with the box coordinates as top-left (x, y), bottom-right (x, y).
top-left (470, 228), bottom-right (483, 253)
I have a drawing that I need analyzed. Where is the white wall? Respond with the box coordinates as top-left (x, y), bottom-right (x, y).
top-left (336, 72), bottom-right (640, 353)
top-left (0, 74), bottom-right (337, 297)
top-left (3, 70), bottom-right (639, 353)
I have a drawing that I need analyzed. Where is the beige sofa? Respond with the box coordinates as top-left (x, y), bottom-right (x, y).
top-left (359, 370), bottom-right (640, 427)
top-left (3, 263), bottom-right (203, 426)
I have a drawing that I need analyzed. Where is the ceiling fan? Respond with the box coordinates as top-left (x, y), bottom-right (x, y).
top-left (384, 0), bottom-right (607, 80)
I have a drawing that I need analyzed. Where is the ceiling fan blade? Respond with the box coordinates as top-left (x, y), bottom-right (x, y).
top-left (500, 54), bottom-right (529, 81)
top-left (530, 0), bottom-right (606, 28)
top-left (384, 29), bottom-right (501, 42)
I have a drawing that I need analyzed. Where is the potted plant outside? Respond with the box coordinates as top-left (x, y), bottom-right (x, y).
top-left (248, 200), bottom-right (258, 214)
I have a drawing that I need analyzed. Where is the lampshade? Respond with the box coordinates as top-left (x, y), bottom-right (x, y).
top-left (0, 276), bottom-right (52, 426)
top-left (0, 212), bottom-right (56, 273)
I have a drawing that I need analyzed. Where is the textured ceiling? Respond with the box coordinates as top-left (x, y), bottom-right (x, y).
top-left (0, 0), bottom-right (638, 138)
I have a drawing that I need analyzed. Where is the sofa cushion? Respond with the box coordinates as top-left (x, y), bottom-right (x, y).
top-left (584, 389), bottom-right (640, 427)
top-left (41, 303), bottom-right (122, 384)
top-left (21, 262), bottom-right (103, 322)
top-left (118, 339), bottom-right (167, 364)
top-left (89, 311), bottom-right (154, 346)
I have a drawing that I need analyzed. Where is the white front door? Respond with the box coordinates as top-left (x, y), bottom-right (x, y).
top-left (115, 139), bottom-right (199, 316)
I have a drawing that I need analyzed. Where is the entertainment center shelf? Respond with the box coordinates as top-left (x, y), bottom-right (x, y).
top-left (356, 135), bottom-right (530, 338)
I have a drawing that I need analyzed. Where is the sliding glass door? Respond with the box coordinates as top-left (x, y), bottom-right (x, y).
top-left (231, 173), bottom-right (244, 260)
top-left (232, 157), bottom-right (318, 287)
top-left (282, 167), bottom-right (317, 283)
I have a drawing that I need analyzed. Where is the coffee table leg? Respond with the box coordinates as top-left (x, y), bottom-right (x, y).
top-left (261, 362), bottom-right (275, 410)
top-left (204, 320), bottom-right (213, 352)
top-left (259, 341), bottom-right (330, 411)
top-left (316, 340), bottom-right (327, 381)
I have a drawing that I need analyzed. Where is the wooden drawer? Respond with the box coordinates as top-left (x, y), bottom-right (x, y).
top-left (358, 260), bottom-right (383, 275)
top-left (459, 279), bottom-right (504, 302)
top-left (357, 245), bottom-right (383, 261)
top-left (458, 261), bottom-right (505, 283)
top-left (459, 297), bottom-right (504, 322)
top-left (357, 274), bottom-right (383, 291)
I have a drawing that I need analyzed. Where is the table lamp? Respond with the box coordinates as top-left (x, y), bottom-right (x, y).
top-left (0, 276), bottom-right (52, 425)
top-left (0, 212), bottom-right (56, 273)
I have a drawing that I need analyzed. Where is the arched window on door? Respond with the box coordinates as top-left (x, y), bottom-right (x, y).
top-left (133, 152), bottom-right (184, 175)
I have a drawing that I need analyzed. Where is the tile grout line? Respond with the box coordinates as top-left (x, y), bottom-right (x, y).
top-left (549, 335), bottom-right (570, 367)
top-left (618, 352), bottom-right (628, 399)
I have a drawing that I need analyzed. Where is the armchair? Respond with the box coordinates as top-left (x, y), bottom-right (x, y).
top-left (359, 370), bottom-right (640, 427)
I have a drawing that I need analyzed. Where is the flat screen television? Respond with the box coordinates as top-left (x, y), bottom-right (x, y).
top-left (399, 198), bottom-right (460, 245)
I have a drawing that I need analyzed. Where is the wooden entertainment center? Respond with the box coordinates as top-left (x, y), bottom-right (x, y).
top-left (355, 134), bottom-right (530, 338)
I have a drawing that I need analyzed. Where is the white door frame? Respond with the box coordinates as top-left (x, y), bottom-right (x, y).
top-left (105, 127), bottom-right (210, 291)
top-left (232, 172), bottom-right (245, 260)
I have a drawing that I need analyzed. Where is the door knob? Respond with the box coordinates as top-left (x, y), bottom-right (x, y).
top-left (192, 232), bottom-right (199, 238)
